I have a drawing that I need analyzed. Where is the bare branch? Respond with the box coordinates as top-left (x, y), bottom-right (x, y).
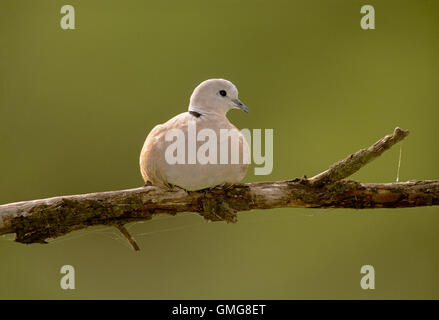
top-left (309, 127), bottom-right (409, 186)
top-left (0, 127), bottom-right (436, 249)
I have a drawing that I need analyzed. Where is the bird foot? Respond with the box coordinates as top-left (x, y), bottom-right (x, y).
top-left (216, 182), bottom-right (234, 190)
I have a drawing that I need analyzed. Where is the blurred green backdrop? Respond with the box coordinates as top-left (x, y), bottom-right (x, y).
top-left (1, 0), bottom-right (438, 299)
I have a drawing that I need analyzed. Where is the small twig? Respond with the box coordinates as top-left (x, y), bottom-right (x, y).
top-left (309, 127), bottom-right (409, 187)
top-left (116, 224), bottom-right (140, 251)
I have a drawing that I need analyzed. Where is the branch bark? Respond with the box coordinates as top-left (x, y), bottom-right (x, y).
top-left (0, 127), bottom-right (437, 249)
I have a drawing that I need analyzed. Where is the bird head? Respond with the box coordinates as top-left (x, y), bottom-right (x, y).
top-left (188, 79), bottom-right (249, 116)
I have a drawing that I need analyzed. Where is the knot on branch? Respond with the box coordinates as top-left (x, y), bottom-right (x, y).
top-left (201, 196), bottom-right (237, 223)
top-left (392, 126), bottom-right (409, 140)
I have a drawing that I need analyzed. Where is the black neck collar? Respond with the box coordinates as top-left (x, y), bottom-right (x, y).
top-left (189, 110), bottom-right (202, 118)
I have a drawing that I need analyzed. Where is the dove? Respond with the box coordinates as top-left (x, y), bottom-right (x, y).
top-left (139, 79), bottom-right (250, 191)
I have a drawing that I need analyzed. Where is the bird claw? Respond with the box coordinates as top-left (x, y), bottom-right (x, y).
top-left (144, 181), bottom-right (153, 187)
top-left (217, 183), bottom-right (234, 190)
top-left (202, 183), bottom-right (234, 193)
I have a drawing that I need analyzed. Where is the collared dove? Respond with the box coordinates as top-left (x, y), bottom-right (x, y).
top-left (140, 79), bottom-right (250, 191)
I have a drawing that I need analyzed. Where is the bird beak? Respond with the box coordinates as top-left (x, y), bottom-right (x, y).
top-left (232, 98), bottom-right (249, 113)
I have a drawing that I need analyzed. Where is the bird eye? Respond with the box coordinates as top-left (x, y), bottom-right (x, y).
top-left (219, 90), bottom-right (227, 97)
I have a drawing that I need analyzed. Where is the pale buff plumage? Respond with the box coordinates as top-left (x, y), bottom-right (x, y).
top-left (139, 79), bottom-right (250, 191)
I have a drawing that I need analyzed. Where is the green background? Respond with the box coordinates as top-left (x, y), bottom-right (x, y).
top-left (1, 0), bottom-right (438, 299)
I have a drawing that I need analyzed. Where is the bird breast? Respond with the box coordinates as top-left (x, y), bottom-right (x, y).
top-left (140, 112), bottom-right (249, 191)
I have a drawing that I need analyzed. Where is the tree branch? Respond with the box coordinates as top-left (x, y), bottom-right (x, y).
top-left (0, 127), bottom-right (437, 249)
top-left (309, 127), bottom-right (409, 186)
